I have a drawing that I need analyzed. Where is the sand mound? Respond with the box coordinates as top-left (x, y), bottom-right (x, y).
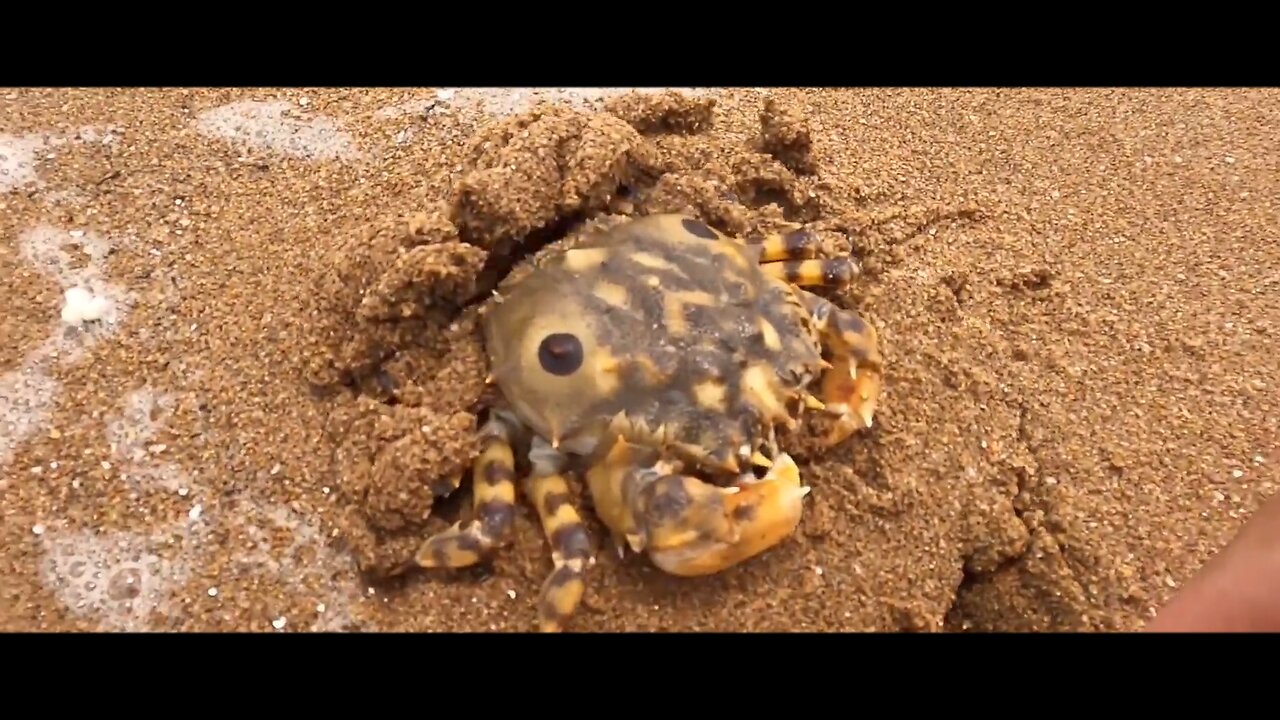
top-left (304, 91), bottom-right (1021, 632)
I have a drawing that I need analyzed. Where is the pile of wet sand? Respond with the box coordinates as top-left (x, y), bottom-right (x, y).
top-left (1, 87), bottom-right (1276, 632)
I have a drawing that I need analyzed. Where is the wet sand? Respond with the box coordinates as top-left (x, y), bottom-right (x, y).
top-left (1, 87), bottom-right (1276, 632)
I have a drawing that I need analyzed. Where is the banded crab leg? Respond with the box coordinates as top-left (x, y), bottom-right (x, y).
top-left (522, 436), bottom-right (596, 633)
top-left (394, 415), bottom-right (520, 572)
top-left (586, 436), bottom-right (809, 577)
top-left (746, 226), bottom-right (859, 289)
top-left (748, 224), bottom-right (823, 262)
top-left (392, 419), bottom-right (598, 632)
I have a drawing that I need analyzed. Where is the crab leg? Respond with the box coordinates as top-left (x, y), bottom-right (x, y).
top-left (523, 472), bottom-right (594, 632)
top-left (405, 416), bottom-right (519, 570)
top-left (796, 289), bottom-right (884, 445)
top-left (759, 257), bottom-right (857, 288)
top-left (748, 227), bottom-right (822, 262)
top-left (587, 436), bottom-right (809, 578)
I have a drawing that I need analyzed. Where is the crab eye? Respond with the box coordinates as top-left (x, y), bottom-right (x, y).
top-left (538, 333), bottom-right (584, 376)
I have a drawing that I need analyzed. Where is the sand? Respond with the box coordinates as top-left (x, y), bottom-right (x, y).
top-left (1, 87), bottom-right (1276, 633)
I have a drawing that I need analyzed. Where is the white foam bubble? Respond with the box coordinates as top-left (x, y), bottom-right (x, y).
top-left (29, 370), bottom-right (368, 630)
top-left (0, 126), bottom-right (120, 194)
top-left (0, 133), bottom-right (47, 192)
top-left (194, 100), bottom-right (362, 161)
top-left (105, 387), bottom-right (188, 493)
top-left (37, 527), bottom-right (190, 631)
top-left (227, 502), bottom-right (366, 631)
top-left (0, 355), bottom-right (59, 469)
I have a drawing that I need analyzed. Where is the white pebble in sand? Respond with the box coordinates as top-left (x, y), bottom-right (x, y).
top-left (60, 286), bottom-right (114, 325)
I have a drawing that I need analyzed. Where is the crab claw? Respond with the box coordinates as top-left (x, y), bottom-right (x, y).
top-left (639, 453), bottom-right (809, 577)
top-left (819, 355), bottom-right (881, 446)
top-left (585, 436), bottom-right (809, 577)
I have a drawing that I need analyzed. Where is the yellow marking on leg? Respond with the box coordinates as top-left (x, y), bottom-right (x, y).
top-left (410, 425), bottom-right (518, 569)
top-left (761, 258), bottom-right (856, 288)
top-left (524, 472), bottom-right (594, 633)
top-left (584, 435), bottom-right (642, 547)
top-left (751, 228), bottom-right (821, 262)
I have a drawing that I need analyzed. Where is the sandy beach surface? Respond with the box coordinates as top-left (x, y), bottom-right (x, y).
top-left (1, 87), bottom-right (1276, 632)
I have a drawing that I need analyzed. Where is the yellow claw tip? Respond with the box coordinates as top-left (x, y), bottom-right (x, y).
top-left (768, 452), bottom-right (800, 478)
top-left (803, 393), bottom-right (826, 411)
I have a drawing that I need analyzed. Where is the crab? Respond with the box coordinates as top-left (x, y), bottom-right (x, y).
top-left (391, 213), bottom-right (884, 632)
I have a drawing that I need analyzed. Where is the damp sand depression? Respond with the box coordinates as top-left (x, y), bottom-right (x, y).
top-left (1, 87), bottom-right (1277, 632)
